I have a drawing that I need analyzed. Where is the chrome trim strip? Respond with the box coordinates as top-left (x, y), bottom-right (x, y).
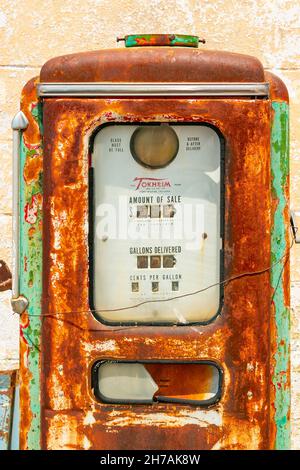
top-left (11, 111), bottom-right (28, 300)
top-left (38, 82), bottom-right (269, 97)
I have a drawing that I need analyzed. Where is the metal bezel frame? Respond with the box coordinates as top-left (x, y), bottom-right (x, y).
top-left (89, 121), bottom-right (225, 327)
top-left (91, 359), bottom-right (224, 407)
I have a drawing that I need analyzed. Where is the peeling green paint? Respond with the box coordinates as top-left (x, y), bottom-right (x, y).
top-left (271, 101), bottom-right (290, 449)
top-left (19, 101), bottom-right (43, 450)
top-left (124, 34), bottom-right (200, 48)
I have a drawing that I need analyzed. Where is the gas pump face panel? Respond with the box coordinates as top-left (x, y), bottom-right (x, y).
top-left (92, 124), bottom-right (222, 324)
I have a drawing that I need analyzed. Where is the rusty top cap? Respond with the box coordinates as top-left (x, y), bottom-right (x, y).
top-left (40, 48), bottom-right (265, 83)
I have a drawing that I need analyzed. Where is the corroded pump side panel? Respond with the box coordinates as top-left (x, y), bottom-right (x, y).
top-left (19, 78), bottom-right (43, 450)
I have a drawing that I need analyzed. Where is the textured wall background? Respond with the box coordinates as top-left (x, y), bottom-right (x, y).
top-left (0, 0), bottom-right (299, 448)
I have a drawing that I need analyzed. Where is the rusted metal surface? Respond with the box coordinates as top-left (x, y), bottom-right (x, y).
top-left (0, 260), bottom-right (12, 292)
top-left (265, 72), bottom-right (289, 103)
top-left (40, 96), bottom-right (272, 450)
top-left (39, 48), bottom-right (265, 83)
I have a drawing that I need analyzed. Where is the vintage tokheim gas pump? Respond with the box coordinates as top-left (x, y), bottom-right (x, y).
top-left (11, 34), bottom-right (290, 450)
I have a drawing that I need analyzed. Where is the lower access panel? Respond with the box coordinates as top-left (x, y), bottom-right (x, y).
top-left (93, 361), bottom-right (222, 406)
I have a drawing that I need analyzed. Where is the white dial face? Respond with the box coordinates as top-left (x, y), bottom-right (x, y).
top-left (92, 124), bottom-right (222, 324)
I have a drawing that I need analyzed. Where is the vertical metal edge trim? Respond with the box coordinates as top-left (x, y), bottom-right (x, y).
top-left (271, 101), bottom-right (290, 449)
top-left (19, 101), bottom-right (43, 449)
top-left (12, 129), bottom-right (21, 298)
top-left (11, 112), bottom-right (29, 299)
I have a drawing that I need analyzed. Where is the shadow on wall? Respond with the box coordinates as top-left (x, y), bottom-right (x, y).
top-left (0, 261), bottom-right (12, 292)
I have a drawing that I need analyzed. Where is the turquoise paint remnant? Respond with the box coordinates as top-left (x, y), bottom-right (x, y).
top-left (123, 34), bottom-right (200, 48)
top-left (271, 101), bottom-right (290, 449)
top-left (19, 101), bottom-right (43, 449)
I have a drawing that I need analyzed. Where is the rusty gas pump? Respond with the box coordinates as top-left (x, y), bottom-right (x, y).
top-left (10, 34), bottom-right (290, 450)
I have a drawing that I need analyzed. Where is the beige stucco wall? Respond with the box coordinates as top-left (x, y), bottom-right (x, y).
top-left (0, 0), bottom-right (299, 448)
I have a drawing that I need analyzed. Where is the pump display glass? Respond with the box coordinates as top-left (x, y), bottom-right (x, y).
top-left (91, 123), bottom-right (223, 324)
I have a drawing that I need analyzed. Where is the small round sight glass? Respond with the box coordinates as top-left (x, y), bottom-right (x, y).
top-left (130, 125), bottom-right (179, 168)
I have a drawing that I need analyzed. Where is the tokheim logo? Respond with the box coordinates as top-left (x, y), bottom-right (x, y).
top-left (133, 177), bottom-right (171, 190)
